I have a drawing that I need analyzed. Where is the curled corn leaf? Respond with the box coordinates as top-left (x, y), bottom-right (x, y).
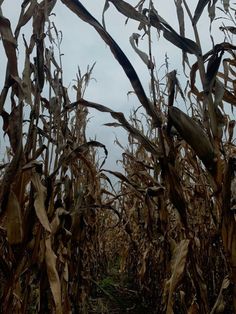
top-left (45, 236), bottom-right (62, 314)
top-left (164, 239), bottom-right (190, 314)
top-left (31, 171), bottom-right (51, 232)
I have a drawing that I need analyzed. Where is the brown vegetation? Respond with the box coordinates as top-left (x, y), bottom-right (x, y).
top-left (0, 0), bottom-right (236, 313)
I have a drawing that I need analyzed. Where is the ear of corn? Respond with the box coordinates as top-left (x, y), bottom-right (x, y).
top-left (169, 106), bottom-right (216, 173)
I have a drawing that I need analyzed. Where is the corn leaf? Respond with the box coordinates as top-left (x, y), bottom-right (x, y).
top-left (108, 0), bottom-right (147, 23)
top-left (67, 98), bottom-right (161, 156)
top-left (0, 14), bottom-right (18, 77)
top-left (45, 236), bottom-right (62, 314)
top-left (61, 0), bottom-right (161, 126)
top-left (210, 276), bottom-right (230, 314)
top-left (149, 10), bottom-right (200, 55)
top-left (31, 171), bottom-right (51, 232)
top-left (164, 239), bottom-right (190, 314)
top-left (6, 191), bottom-right (23, 244)
top-left (130, 33), bottom-right (153, 69)
top-left (193, 0), bottom-right (210, 25)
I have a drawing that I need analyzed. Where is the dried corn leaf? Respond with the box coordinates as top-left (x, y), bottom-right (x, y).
top-left (214, 78), bottom-right (225, 108)
top-left (138, 247), bottom-right (150, 279)
top-left (2, 104), bottom-right (23, 154)
top-left (52, 140), bottom-right (108, 176)
top-left (15, 0), bottom-right (37, 39)
top-left (222, 88), bottom-right (236, 105)
top-left (70, 99), bottom-right (160, 156)
top-left (61, 0), bottom-right (161, 126)
top-left (164, 239), bottom-right (190, 314)
top-left (205, 50), bottom-right (224, 92)
top-left (103, 122), bottom-right (122, 127)
top-left (175, 0), bottom-right (185, 36)
top-left (208, 1), bottom-right (217, 23)
top-left (167, 164), bottom-right (188, 228)
top-left (31, 171), bottom-right (51, 232)
top-left (45, 236), bottom-right (62, 314)
top-left (189, 248), bottom-right (210, 313)
top-left (0, 141), bottom-right (22, 217)
top-left (32, 0), bottom-right (57, 36)
top-left (169, 107), bottom-right (216, 173)
top-left (149, 10), bottom-right (200, 55)
top-left (103, 169), bottom-right (142, 194)
top-left (36, 37), bottom-right (45, 91)
top-left (190, 42), bottom-right (236, 104)
top-left (130, 33), bottom-right (153, 69)
top-left (44, 0), bottom-right (57, 18)
top-left (174, 0), bottom-right (190, 70)
top-left (108, 0), bottom-right (147, 23)
top-left (32, 2), bottom-right (44, 37)
top-left (163, 29), bottom-right (200, 56)
top-left (193, 0), bottom-right (210, 25)
top-left (102, 0), bottom-right (109, 29)
top-left (228, 120), bottom-right (235, 142)
top-left (221, 160), bottom-right (236, 291)
top-left (167, 70), bottom-right (177, 107)
top-left (0, 14), bottom-right (18, 78)
top-left (210, 276), bottom-right (230, 314)
top-left (50, 207), bottom-right (70, 235)
top-left (22, 37), bottom-right (33, 105)
top-left (6, 190), bottom-right (23, 244)
top-left (220, 26), bottom-right (236, 35)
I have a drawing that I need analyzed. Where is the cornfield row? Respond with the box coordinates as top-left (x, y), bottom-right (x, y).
top-left (0, 0), bottom-right (236, 313)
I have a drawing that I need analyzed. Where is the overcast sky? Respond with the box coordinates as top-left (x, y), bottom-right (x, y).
top-left (0, 0), bottom-right (228, 170)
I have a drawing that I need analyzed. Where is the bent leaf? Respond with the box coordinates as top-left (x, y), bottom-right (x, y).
top-left (61, 0), bottom-right (161, 126)
top-left (149, 10), bottom-right (200, 55)
top-left (15, 0), bottom-right (37, 39)
top-left (164, 239), bottom-right (190, 314)
top-left (0, 14), bottom-right (18, 77)
top-left (45, 236), bottom-right (62, 314)
top-left (108, 0), bottom-right (147, 23)
top-left (31, 171), bottom-right (51, 232)
top-left (130, 33), bottom-right (153, 69)
top-left (70, 99), bottom-right (161, 156)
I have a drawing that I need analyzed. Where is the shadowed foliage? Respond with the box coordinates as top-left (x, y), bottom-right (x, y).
top-left (0, 0), bottom-right (236, 313)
